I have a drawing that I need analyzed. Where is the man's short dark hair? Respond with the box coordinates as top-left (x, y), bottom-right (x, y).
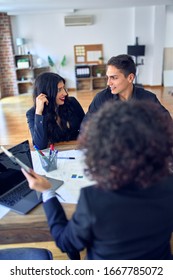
top-left (107, 54), bottom-right (136, 77)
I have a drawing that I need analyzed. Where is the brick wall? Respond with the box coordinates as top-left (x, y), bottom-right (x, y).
top-left (0, 13), bottom-right (17, 98)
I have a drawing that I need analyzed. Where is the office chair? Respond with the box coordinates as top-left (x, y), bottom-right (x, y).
top-left (0, 247), bottom-right (53, 260)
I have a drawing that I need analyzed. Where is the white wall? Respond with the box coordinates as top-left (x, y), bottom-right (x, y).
top-left (165, 5), bottom-right (173, 47)
top-left (10, 5), bottom-right (173, 88)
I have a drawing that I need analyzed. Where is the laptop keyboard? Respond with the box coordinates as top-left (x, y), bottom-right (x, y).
top-left (0, 181), bottom-right (31, 207)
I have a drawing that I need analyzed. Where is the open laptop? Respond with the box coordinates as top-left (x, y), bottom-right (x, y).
top-left (0, 140), bottom-right (63, 215)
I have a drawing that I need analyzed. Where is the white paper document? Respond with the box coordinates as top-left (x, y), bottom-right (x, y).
top-left (31, 149), bottom-right (95, 204)
top-left (0, 204), bottom-right (10, 219)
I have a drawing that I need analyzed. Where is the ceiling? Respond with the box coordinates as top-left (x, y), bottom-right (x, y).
top-left (0, 0), bottom-right (173, 15)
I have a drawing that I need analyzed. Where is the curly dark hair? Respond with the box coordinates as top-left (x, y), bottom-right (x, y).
top-left (33, 72), bottom-right (74, 143)
top-left (78, 100), bottom-right (173, 190)
top-left (107, 54), bottom-right (136, 77)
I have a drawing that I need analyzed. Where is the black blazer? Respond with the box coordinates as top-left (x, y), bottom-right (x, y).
top-left (43, 175), bottom-right (173, 260)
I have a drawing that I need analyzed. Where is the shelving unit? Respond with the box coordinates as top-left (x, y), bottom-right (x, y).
top-left (75, 64), bottom-right (107, 91)
top-left (14, 54), bottom-right (50, 94)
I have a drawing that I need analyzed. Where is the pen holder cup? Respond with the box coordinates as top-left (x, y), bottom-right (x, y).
top-left (39, 154), bottom-right (57, 172)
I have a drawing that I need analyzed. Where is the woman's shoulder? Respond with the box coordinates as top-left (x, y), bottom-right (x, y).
top-left (26, 106), bottom-right (35, 116)
top-left (68, 96), bottom-right (81, 107)
top-left (68, 96), bottom-right (77, 103)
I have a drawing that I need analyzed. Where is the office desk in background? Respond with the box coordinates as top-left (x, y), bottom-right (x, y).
top-left (0, 141), bottom-right (78, 245)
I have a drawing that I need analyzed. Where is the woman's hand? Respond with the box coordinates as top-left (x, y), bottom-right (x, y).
top-left (21, 168), bottom-right (51, 193)
top-left (35, 93), bottom-right (49, 115)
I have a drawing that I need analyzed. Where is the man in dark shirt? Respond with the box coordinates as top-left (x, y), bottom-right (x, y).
top-left (82, 54), bottom-right (171, 124)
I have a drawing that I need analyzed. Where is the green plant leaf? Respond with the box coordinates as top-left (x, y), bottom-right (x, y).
top-left (61, 55), bottom-right (66, 67)
top-left (48, 55), bottom-right (55, 67)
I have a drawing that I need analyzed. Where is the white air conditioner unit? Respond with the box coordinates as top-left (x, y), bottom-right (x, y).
top-left (64, 15), bottom-right (93, 26)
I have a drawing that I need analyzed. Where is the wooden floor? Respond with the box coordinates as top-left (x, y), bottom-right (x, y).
top-left (0, 86), bottom-right (173, 259)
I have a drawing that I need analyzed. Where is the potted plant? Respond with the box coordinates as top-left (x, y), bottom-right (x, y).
top-left (96, 69), bottom-right (102, 77)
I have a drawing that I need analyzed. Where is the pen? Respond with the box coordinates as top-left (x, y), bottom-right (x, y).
top-left (50, 144), bottom-right (54, 150)
top-left (50, 144), bottom-right (54, 153)
top-left (49, 145), bottom-right (53, 157)
top-left (57, 157), bottom-right (75, 159)
top-left (34, 145), bottom-right (45, 156)
top-left (50, 149), bottom-right (58, 162)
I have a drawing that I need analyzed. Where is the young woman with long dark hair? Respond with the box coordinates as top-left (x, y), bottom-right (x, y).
top-left (26, 72), bottom-right (85, 149)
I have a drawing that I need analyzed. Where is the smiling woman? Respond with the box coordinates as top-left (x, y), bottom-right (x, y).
top-left (26, 72), bottom-right (85, 149)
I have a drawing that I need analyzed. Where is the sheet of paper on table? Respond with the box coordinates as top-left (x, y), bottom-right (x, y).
top-left (31, 149), bottom-right (95, 204)
top-left (0, 204), bottom-right (10, 219)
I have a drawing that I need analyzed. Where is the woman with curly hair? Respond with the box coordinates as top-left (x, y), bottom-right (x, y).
top-left (22, 101), bottom-right (173, 259)
top-left (26, 72), bottom-right (85, 149)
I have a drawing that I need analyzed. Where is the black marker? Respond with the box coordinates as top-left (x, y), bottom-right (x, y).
top-left (57, 157), bottom-right (75, 159)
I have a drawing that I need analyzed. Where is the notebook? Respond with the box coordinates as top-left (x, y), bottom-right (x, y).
top-left (0, 140), bottom-right (64, 215)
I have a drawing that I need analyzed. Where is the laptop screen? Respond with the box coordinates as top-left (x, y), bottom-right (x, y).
top-left (0, 140), bottom-right (32, 196)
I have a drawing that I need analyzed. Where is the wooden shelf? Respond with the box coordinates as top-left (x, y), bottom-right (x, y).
top-left (75, 64), bottom-right (107, 91)
top-left (16, 68), bottom-right (34, 82)
top-left (93, 77), bottom-right (107, 89)
top-left (14, 55), bottom-right (50, 94)
top-left (76, 78), bottom-right (92, 91)
top-left (17, 82), bottom-right (33, 94)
